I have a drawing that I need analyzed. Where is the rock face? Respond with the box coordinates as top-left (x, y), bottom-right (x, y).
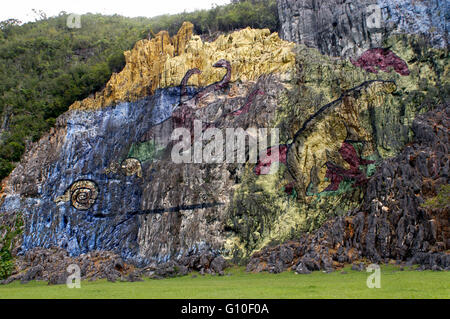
top-left (0, 24), bottom-right (292, 267)
top-left (1, 247), bottom-right (133, 284)
top-left (0, 5), bottom-right (449, 282)
top-left (247, 105), bottom-right (449, 273)
top-left (277, 0), bottom-right (448, 57)
top-left (225, 32), bottom-right (448, 258)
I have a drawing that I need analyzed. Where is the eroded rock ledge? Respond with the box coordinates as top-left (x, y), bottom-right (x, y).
top-left (1, 246), bottom-right (228, 284)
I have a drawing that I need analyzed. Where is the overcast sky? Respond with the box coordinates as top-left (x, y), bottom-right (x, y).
top-left (1, 0), bottom-right (231, 23)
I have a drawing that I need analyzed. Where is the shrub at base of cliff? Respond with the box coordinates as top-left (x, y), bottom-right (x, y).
top-left (422, 185), bottom-right (450, 211)
top-left (0, 213), bottom-right (23, 279)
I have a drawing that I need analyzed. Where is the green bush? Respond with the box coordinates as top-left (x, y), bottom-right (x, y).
top-left (422, 185), bottom-right (450, 210)
top-left (0, 158), bottom-right (14, 180)
top-left (0, 213), bottom-right (24, 279)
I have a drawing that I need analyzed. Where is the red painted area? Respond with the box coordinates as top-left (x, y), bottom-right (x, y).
top-left (323, 142), bottom-right (375, 192)
top-left (351, 48), bottom-right (410, 76)
top-left (255, 145), bottom-right (288, 175)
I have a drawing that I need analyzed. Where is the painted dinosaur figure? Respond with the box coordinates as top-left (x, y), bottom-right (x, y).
top-left (194, 59), bottom-right (232, 104)
top-left (280, 80), bottom-right (396, 199)
top-left (174, 61), bottom-right (264, 140)
top-left (174, 60), bottom-right (231, 125)
top-left (323, 141), bottom-right (375, 192)
top-left (350, 48), bottom-right (410, 76)
top-left (180, 67), bottom-right (202, 105)
top-left (172, 67), bottom-right (203, 135)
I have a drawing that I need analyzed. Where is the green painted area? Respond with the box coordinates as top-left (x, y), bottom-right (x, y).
top-left (308, 179), bottom-right (356, 198)
top-left (361, 157), bottom-right (378, 178)
top-left (127, 140), bottom-right (165, 163)
top-left (0, 266), bottom-right (448, 299)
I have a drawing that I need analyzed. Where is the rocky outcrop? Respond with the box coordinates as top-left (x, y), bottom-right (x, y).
top-left (1, 245), bottom-right (229, 284)
top-left (247, 105), bottom-right (450, 273)
top-left (0, 211), bottom-right (23, 257)
top-left (1, 247), bottom-right (134, 284)
top-left (277, 0), bottom-right (448, 57)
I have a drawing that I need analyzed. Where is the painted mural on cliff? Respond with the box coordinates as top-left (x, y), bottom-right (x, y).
top-left (0, 7), bottom-right (448, 267)
top-left (0, 24), bottom-right (290, 264)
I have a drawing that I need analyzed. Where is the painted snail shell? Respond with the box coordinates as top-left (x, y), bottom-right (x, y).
top-left (120, 158), bottom-right (142, 178)
top-left (55, 180), bottom-right (99, 211)
top-left (70, 180), bottom-right (99, 210)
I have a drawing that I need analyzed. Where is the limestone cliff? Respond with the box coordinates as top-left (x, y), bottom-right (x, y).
top-left (277, 0), bottom-right (448, 57)
top-left (247, 105), bottom-right (449, 273)
top-left (0, 1), bottom-right (449, 282)
top-left (226, 34), bottom-right (449, 258)
top-left (0, 23), bottom-right (294, 267)
top-left (70, 22), bottom-right (295, 110)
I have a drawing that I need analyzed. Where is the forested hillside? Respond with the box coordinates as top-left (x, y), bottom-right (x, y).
top-left (0, 0), bottom-right (278, 180)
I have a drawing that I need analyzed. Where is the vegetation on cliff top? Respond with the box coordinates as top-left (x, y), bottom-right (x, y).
top-left (0, 0), bottom-right (279, 181)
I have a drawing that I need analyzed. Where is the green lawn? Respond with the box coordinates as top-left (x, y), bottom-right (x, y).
top-left (0, 266), bottom-right (448, 299)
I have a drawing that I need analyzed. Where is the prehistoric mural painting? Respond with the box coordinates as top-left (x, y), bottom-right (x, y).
top-left (257, 80), bottom-right (399, 200)
top-left (60, 59), bottom-right (262, 215)
top-left (53, 49), bottom-right (406, 215)
top-left (46, 40), bottom-right (411, 263)
top-left (104, 158), bottom-right (143, 178)
top-left (54, 180), bottom-right (99, 211)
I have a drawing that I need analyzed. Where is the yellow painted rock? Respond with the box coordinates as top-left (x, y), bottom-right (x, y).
top-left (70, 22), bottom-right (295, 111)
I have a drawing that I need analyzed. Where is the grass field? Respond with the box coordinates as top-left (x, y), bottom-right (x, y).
top-left (0, 265), bottom-right (448, 299)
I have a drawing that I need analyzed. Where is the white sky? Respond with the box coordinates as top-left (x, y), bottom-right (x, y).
top-left (1, 0), bottom-right (231, 23)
